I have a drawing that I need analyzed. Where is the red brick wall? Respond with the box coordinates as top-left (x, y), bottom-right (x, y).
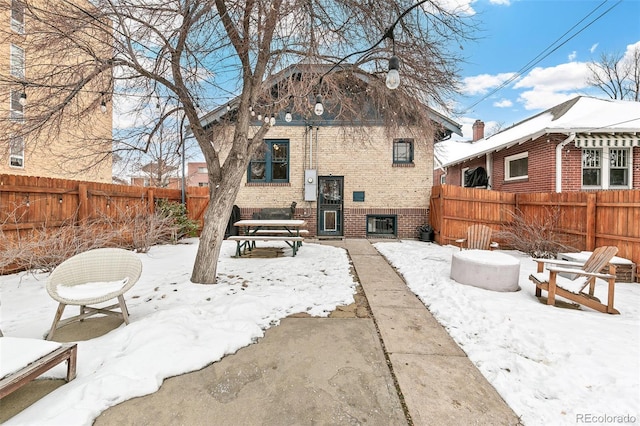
top-left (238, 207), bottom-right (428, 239)
top-left (440, 157), bottom-right (485, 186)
top-left (437, 135), bottom-right (634, 193)
top-left (491, 137), bottom-right (557, 193)
top-left (187, 162), bottom-right (209, 187)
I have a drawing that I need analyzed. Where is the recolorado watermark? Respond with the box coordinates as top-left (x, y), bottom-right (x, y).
top-left (576, 413), bottom-right (637, 424)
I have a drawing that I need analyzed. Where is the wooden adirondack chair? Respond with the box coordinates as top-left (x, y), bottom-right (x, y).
top-left (455, 224), bottom-right (498, 250)
top-left (529, 246), bottom-right (620, 314)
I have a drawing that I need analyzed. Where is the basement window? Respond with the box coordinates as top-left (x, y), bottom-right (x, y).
top-left (366, 215), bottom-right (396, 237)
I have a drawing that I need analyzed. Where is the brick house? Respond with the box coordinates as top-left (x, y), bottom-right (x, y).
top-left (0, 0), bottom-right (113, 183)
top-left (199, 69), bottom-right (462, 239)
top-left (435, 96), bottom-right (640, 192)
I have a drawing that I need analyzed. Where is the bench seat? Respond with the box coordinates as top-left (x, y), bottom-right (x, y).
top-left (227, 236), bottom-right (304, 257)
top-left (0, 338), bottom-right (77, 399)
top-left (253, 229), bottom-right (309, 236)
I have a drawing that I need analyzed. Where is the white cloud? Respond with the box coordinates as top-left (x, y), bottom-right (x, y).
top-left (568, 51), bottom-right (577, 61)
top-left (512, 62), bottom-right (592, 110)
top-left (493, 98), bottom-right (513, 108)
top-left (590, 43), bottom-right (599, 53)
top-left (514, 62), bottom-right (590, 92)
top-left (623, 40), bottom-right (640, 59)
top-left (489, 0), bottom-right (510, 5)
top-left (427, 0), bottom-right (476, 15)
top-left (461, 72), bottom-right (518, 95)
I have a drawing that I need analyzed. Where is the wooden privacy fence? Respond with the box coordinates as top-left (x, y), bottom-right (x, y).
top-left (0, 174), bottom-right (183, 239)
top-left (430, 185), bottom-right (640, 280)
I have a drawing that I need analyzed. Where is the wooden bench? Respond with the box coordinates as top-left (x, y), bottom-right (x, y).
top-left (0, 338), bottom-right (77, 399)
top-left (227, 236), bottom-right (304, 257)
top-left (253, 229), bottom-right (309, 236)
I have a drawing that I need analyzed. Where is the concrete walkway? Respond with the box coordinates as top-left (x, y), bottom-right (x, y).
top-left (331, 239), bottom-right (520, 425)
top-left (2, 239), bottom-right (520, 425)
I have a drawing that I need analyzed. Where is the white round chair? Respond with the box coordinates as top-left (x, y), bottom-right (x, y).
top-left (46, 248), bottom-right (143, 340)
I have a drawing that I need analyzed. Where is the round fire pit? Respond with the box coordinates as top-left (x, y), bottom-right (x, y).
top-left (450, 249), bottom-right (520, 292)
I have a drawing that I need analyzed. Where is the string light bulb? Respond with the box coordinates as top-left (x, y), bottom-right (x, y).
top-left (314, 95), bottom-right (324, 116)
top-left (386, 56), bottom-right (400, 90)
top-left (269, 114), bottom-right (276, 126)
top-left (19, 92), bottom-right (27, 106)
top-left (285, 111), bottom-right (292, 122)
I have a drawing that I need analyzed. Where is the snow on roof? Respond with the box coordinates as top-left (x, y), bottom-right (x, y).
top-left (436, 96), bottom-right (640, 168)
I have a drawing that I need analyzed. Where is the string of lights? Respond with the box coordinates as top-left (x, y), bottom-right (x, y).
top-left (16, 1), bottom-right (429, 125)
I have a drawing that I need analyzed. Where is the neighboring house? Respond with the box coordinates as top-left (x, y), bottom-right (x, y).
top-left (130, 176), bottom-right (181, 189)
top-left (186, 162), bottom-right (209, 187)
top-left (199, 66), bottom-right (462, 239)
top-left (435, 96), bottom-right (640, 192)
top-left (0, 0), bottom-right (113, 183)
top-left (130, 160), bottom-right (181, 188)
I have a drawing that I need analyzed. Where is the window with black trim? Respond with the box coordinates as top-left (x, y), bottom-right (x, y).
top-left (248, 139), bottom-right (289, 183)
top-left (393, 139), bottom-right (413, 164)
top-left (9, 135), bottom-right (24, 168)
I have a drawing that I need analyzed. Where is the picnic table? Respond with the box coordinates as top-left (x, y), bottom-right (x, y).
top-left (230, 219), bottom-right (308, 257)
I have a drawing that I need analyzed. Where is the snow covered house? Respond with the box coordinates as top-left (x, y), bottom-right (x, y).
top-left (435, 96), bottom-right (640, 193)
top-left (199, 65), bottom-right (462, 239)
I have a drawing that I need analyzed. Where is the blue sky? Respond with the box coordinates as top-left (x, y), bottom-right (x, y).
top-left (450, 0), bottom-right (640, 140)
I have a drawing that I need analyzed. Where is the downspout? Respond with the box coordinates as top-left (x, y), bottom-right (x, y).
top-left (314, 126), bottom-right (319, 170)
top-left (308, 125), bottom-right (313, 169)
top-left (555, 132), bottom-right (575, 193)
top-left (485, 153), bottom-right (493, 189)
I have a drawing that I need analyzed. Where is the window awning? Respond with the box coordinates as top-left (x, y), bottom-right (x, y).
top-left (574, 133), bottom-right (640, 148)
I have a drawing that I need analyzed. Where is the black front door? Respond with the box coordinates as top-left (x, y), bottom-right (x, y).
top-left (317, 176), bottom-right (343, 237)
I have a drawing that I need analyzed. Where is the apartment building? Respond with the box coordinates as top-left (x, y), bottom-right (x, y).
top-left (0, 0), bottom-right (113, 182)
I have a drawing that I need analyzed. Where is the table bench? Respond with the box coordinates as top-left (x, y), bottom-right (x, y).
top-left (253, 229), bottom-right (309, 237)
top-left (228, 236), bottom-right (305, 257)
top-left (0, 338), bottom-right (77, 399)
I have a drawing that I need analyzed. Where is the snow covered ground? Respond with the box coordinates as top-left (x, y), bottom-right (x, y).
top-left (1, 238), bottom-right (638, 425)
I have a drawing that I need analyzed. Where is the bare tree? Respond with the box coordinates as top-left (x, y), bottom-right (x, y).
top-left (587, 46), bottom-right (640, 101)
top-left (0, 0), bottom-right (474, 283)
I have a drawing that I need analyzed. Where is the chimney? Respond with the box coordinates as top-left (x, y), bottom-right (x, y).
top-left (472, 119), bottom-right (485, 141)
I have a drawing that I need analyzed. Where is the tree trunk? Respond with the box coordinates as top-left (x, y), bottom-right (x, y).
top-left (190, 159), bottom-right (247, 284)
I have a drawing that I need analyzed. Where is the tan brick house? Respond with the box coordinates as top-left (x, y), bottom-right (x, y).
top-left (435, 96), bottom-right (640, 193)
top-left (200, 70), bottom-right (462, 239)
top-left (0, 0), bottom-right (113, 183)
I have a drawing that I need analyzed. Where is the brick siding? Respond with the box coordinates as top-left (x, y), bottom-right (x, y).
top-left (223, 124), bottom-right (435, 238)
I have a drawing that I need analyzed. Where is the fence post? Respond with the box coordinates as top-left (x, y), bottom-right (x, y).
top-left (585, 193), bottom-right (596, 251)
top-left (78, 183), bottom-right (88, 224)
top-left (148, 189), bottom-right (155, 215)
